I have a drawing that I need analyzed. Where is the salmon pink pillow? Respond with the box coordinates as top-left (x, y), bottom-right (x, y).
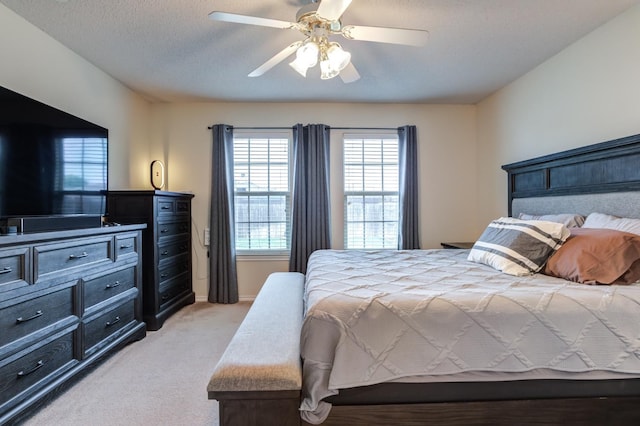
top-left (544, 228), bottom-right (640, 285)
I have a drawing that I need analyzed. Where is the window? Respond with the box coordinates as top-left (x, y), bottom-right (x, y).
top-left (343, 134), bottom-right (399, 249)
top-left (233, 133), bottom-right (291, 253)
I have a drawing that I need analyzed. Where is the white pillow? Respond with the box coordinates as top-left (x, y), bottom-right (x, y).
top-left (468, 217), bottom-right (570, 276)
top-left (518, 213), bottom-right (585, 228)
top-left (582, 212), bottom-right (640, 236)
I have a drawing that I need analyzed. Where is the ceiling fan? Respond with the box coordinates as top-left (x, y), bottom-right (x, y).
top-left (209, 0), bottom-right (429, 83)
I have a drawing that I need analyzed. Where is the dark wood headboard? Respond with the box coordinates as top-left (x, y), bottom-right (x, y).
top-left (502, 133), bottom-right (640, 217)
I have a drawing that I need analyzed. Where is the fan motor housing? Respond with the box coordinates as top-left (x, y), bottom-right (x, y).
top-left (296, 3), bottom-right (342, 33)
top-left (296, 4), bottom-right (320, 22)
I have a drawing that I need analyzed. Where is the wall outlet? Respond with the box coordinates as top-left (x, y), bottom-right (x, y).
top-left (204, 228), bottom-right (210, 246)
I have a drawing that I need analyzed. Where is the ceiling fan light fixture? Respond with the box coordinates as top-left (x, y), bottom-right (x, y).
top-left (289, 57), bottom-right (310, 77)
top-left (320, 42), bottom-right (350, 79)
top-left (297, 41), bottom-right (319, 67)
top-left (289, 40), bottom-right (320, 77)
top-left (320, 58), bottom-right (340, 80)
top-left (326, 43), bottom-right (351, 71)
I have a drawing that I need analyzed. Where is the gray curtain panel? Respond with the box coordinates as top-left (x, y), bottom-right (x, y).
top-left (398, 125), bottom-right (421, 249)
top-left (209, 124), bottom-right (238, 303)
top-left (289, 123), bottom-right (332, 274)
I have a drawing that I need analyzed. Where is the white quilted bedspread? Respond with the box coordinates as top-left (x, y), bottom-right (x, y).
top-left (299, 249), bottom-right (640, 423)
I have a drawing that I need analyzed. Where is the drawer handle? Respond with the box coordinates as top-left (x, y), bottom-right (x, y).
top-left (0, 266), bottom-right (12, 274)
top-left (120, 244), bottom-right (133, 249)
top-left (106, 281), bottom-right (121, 289)
top-left (17, 360), bottom-right (44, 378)
top-left (161, 250), bottom-right (169, 256)
top-left (161, 206), bottom-right (170, 210)
top-left (16, 310), bottom-right (43, 324)
top-left (106, 316), bottom-right (121, 327)
top-left (160, 273), bottom-right (168, 278)
top-left (160, 228), bottom-right (169, 233)
top-left (69, 252), bottom-right (89, 259)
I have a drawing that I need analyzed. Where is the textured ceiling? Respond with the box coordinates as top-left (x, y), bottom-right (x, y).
top-left (2, 0), bottom-right (638, 103)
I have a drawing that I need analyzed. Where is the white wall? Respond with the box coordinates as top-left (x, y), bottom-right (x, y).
top-left (149, 102), bottom-right (477, 299)
top-left (0, 4), bottom-right (151, 190)
top-left (476, 4), bottom-right (640, 230)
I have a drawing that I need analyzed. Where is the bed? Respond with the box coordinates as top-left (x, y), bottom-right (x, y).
top-left (299, 132), bottom-right (640, 425)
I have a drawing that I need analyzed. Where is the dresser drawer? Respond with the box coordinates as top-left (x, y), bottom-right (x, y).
top-left (84, 267), bottom-right (136, 313)
top-left (83, 298), bottom-right (136, 357)
top-left (175, 199), bottom-right (190, 214)
top-left (35, 237), bottom-right (113, 281)
top-left (114, 234), bottom-right (139, 261)
top-left (157, 196), bottom-right (190, 216)
top-left (0, 285), bottom-right (76, 351)
top-left (0, 246), bottom-right (30, 293)
top-left (158, 254), bottom-right (189, 285)
top-left (157, 238), bottom-right (190, 264)
top-left (159, 275), bottom-right (189, 310)
top-left (157, 197), bottom-right (176, 215)
top-left (156, 220), bottom-right (190, 242)
top-left (0, 329), bottom-right (76, 408)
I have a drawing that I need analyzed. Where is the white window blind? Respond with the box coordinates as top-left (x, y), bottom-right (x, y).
top-left (233, 134), bottom-right (291, 253)
top-left (344, 134), bottom-right (399, 249)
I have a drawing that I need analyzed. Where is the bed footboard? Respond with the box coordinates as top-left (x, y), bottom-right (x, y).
top-left (207, 272), bottom-right (304, 426)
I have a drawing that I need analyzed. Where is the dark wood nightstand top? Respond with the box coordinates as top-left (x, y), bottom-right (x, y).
top-left (440, 242), bottom-right (475, 249)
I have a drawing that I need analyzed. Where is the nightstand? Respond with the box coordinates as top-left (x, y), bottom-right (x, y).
top-left (440, 242), bottom-right (474, 249)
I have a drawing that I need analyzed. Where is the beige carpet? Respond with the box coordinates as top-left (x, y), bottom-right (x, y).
top-left (22, 302), bottom-right (251, 426)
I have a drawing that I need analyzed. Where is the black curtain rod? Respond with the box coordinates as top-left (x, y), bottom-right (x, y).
top-left (208, 126), bottom-right (400, 131)
top-left (332, 127), bottom-right (399, 131)
top-left (232, 126), bottom-right (293, 130)
top-left (207, 126), bottom-right (291, 130)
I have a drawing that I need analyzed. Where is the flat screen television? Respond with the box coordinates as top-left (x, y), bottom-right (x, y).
top-left (0, 86), bottom-right (108, 225)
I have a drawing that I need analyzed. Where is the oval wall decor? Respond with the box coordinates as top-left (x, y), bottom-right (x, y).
top-left (150, 160), bottom-right (165, 190)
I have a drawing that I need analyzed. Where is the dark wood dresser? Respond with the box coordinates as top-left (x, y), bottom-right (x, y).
top-left (106, 191), bottom-right (195, 330)
top-left (0, 224), bottom-right (146, 425)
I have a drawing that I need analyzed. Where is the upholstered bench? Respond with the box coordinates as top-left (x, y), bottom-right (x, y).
top-left (208, 272), bottom-right (305, 426)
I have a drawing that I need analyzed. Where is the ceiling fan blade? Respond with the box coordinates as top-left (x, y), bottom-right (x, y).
top-left (209, 11), bottom-right (297, 30)
top-left (342, 25), bottom-right (429, 47)
top-left (340, 62), bottom-right (360, 83)
top-left (248, 41), bottom-right (303, 77)
top-left (317, 0), bottom-right (353, 21)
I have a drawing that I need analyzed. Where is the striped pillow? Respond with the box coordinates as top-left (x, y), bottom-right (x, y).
top-left (518, 212), bottom-right (585, 228)
top-left (468, 217), bottom-right (570, 276)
